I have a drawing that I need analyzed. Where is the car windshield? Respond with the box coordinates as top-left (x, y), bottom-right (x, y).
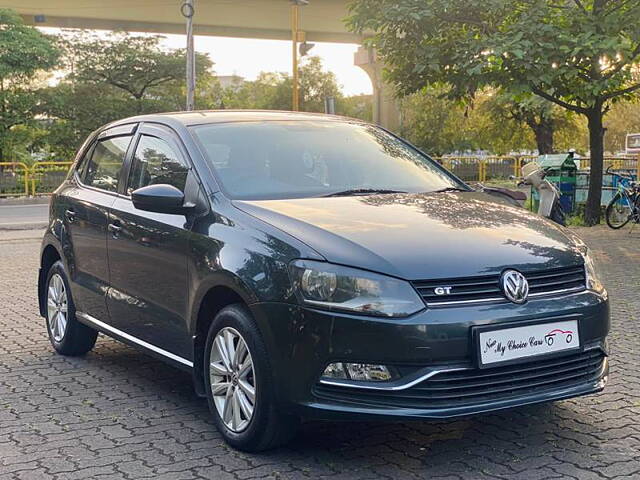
top-left (190, 120), bottom-right (465, 200)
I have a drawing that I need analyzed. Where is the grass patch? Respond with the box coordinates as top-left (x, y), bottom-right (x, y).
top-left (565, 214), bottom-right (587, 227)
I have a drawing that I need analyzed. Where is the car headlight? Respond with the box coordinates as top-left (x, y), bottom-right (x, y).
top-left (583, 251), bottom-right (605, 294)
top-left (289, 259), bottom-right (425, 317)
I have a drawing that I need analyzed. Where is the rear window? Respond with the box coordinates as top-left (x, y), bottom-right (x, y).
top-left (81, 136), bottom-right (132, 192)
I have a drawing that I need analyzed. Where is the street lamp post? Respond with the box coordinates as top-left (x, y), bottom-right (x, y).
top-left (182, 0), bottom-right (196, 111)
top-left (290, 0), bottom-right (308, 111)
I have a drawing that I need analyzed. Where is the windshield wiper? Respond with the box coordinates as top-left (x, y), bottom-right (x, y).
top-left (430, 186), bottom-right (468, 193)
top-left (323, 188), bottom-right (407, 197)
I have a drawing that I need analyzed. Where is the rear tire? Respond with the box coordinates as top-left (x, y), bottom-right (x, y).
top-left (45, 261), bottom-right (98, 356)
top-left (204, 304), bottom-right (299, 452)
top-left (606, 192), bottom-right (632, 229)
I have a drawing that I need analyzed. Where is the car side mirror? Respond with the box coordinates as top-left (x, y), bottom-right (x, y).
top-left (131, 184), bottom-right (192, 215)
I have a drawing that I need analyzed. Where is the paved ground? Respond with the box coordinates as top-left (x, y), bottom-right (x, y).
top-left (0, 198), bottom-right (49, 230)
top-left (1, 226), bottom-right (639, 480)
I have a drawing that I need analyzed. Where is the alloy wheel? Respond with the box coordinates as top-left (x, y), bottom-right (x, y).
top-left (47, 273), bottom-right (68, 342)
top-left (209, 327), bottom-right (256, 432)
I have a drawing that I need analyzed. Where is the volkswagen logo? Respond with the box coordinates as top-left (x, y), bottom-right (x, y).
top-left (501, 270), bottom-right (529, 304)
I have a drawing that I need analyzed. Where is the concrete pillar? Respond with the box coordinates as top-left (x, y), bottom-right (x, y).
top-left (354, 45), bottom-right (401, 132)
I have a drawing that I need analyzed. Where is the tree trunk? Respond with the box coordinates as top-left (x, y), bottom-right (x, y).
top-left (585, 105), bottom-right (605, 226)
top-left (531, 121), bottom-right (555, 154)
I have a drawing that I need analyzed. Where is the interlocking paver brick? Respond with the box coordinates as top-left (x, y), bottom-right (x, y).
top-left (0, 226), bottom-right (638, 479)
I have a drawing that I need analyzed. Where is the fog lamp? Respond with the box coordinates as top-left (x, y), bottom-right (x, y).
top-left (322, 362), bottom-right (395, 382)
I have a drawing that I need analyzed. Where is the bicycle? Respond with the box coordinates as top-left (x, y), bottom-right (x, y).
top-left (605, 166), bottom-right (640, 230)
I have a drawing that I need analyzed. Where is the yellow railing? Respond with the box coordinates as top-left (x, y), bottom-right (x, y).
top-left (1, 155), bottom-right (639, 197)
top-left (0, 161), bottom-right (73, 197)
top-left (437, 156), bottom-right (523, 182)
top-left (0, 162), bottom-right (31, 197)
top-left (436, 155), bottom-right (639, 183)
top-left (29, 161), bottom-right (74, 196)
top-left (577, 156), bottom-right (640, 178)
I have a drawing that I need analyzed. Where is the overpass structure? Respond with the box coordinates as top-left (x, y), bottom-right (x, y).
top-left (8, 0), bottom-right (400, 130)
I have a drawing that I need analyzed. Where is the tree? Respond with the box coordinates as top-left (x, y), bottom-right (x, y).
top-left (39, 31), bottom-right (222, 156)
top-left (602, 100), bottom-right (640, 153)
top-left (63, 31), bottom-right (213, 113)
top-left (349, 0), bottom-right (640, 224)
top-left (222, 56), bottom-right (343, 112)
top-left (399, 87), bottom-right (537, 156)
top-left (0, 9), bottom-right (59, 160)
top-left (298, 56), bottom-right (343, 112)
top-left (339, 94), bottom-right (373, 122)
top-left (483, 93), bottom-right (580, 154)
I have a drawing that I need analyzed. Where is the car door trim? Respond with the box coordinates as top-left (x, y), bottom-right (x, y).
top-left (76, 311), bottom-right (193, 368)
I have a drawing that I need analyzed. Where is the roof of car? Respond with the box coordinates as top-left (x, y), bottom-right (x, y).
top-left (109, 110), bottom-right (360, 128)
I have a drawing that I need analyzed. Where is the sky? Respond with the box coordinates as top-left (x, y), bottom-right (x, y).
top-left (40, 28), bottom-right (373, 96)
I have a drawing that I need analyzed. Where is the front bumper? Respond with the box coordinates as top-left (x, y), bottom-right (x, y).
top-left (250, 290), bottom-right (609, 421)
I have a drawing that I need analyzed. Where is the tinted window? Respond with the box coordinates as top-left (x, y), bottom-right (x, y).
top-left (128, 135), bottom-right (190, 193)
top-left (82, 136), bottom-right (131, 192)
top-left (190, 121), bottom-right (463, 200)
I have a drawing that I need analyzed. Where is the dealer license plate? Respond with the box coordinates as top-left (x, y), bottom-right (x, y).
top-left (478, 320), bottom-right (579, 367)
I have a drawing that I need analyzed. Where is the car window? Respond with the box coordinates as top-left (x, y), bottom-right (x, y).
top-left (190, 121), bottom-right (464, 200)
top-left (128, 135), bottom-right (190, 194)
top-left (82, 136), bottom-right (132, 192)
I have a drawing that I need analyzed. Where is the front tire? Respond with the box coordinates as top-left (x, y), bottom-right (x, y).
top-left (45, 261), bottom-right (98, 356)
top-left (204, 304), bottom-right (299, 451)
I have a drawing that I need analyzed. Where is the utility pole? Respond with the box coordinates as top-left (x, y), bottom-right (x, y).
top-left (183, 0), bottom-right (196, 111)
top-left (290, 0), bottom-right (308, 111)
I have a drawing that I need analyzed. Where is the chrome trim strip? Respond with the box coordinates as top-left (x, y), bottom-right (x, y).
top-left (427, 286), bottom-right (586, 307)
top-left (528, 286), bottom-right (586, 298)
top-left (319, 366), bottom-right (470, 391)
top-left (427, 296), bottom-right (505, 306)
top-left (77, 312), bottom-right (194, 368)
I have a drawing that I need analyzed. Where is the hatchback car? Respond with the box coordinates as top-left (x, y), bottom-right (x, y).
top-left (38, 111), bottom-right (609, 451)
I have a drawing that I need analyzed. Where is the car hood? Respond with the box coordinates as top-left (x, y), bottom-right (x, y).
top-left (233, 192), bottom-right (584, 280)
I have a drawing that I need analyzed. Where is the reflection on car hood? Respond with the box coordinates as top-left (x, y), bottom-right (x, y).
top-left (233, 192), bottom-right (583, 280)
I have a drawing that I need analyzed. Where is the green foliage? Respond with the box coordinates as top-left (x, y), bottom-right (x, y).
top-left (221, 56), bottom-right (344, 113)
top-left (348, 0), bottom-right (640, 224)
top-left (348, 0), bottom-right (640, 108)
top-left (61, 31), bottom-right (213, 109)
top-left (0, 9), bottom-right (59, 160)
top-left (338, 94), bottom-right (373, 122)
top-left (37, 30), bottom-right (221, 156)
top-left (565, 214), bottom-right (587, 227)
top-left (603, 100), bottom-right (640, 153)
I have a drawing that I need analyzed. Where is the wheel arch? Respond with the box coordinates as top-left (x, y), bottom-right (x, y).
top-left (190, 275), bottom-right (258, 397)
top-left (38, 243), bottom-right (63, 317)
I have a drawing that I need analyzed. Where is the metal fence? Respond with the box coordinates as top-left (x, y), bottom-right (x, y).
top-left (0, 162), bottom-right (73, 197)
top-left (436, 155), bottom-right (640, 183)
top-left (0, 156), bottom-right (639, 197)
top-left (29, 162), bottom-right (74, 196)
top-left (0, 162), bottom-right (31, 197)
top-left (436, 156), bottom-right (535, 182)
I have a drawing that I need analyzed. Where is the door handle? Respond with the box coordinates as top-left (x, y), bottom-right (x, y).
top-left (108, 222), bottom-right (122, 238)
top-left (64, 209), bottom-right (76, 223)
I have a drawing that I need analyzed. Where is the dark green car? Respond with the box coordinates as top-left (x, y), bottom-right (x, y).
top-left (38, 111), bottom-right (609, 451)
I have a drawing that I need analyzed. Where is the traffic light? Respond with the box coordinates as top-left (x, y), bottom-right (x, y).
top-left (299, 41), bottom-right (315, 57)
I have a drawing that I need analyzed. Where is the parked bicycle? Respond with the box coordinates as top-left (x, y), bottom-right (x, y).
top-left (605, 166), bottom-right (640, 230)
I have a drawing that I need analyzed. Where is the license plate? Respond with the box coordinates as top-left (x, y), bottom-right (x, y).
top-left (478, 320), bottom-right (579, 367)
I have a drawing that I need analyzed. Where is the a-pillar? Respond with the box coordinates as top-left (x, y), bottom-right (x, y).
top-left (354, 45), bottom-right (401, 132)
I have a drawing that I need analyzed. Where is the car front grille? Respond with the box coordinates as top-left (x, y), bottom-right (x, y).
top-left (314, 349), bottom-right (606, 410)
top-left (412, 265), bottom-right (586, 307)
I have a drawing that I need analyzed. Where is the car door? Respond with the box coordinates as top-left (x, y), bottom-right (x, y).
top-left (61, 125), bottom-right (135, 320)
top-left (106, 124), bottom-right (193, 359)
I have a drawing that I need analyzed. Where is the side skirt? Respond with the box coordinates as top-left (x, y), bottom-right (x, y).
top-left (76, 311), bottom-right (194, 371)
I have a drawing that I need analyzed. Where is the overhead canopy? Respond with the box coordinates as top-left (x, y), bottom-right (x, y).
top-left (9, 0), bottom-right (360, 43)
